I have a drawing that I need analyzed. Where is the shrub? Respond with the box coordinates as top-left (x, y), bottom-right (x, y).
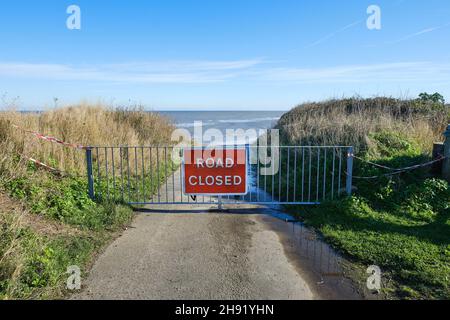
top-left (277, 96), bottom-right (448, 153)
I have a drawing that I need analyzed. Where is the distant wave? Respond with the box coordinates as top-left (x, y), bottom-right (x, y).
top-left (205, 136), bottom-right (259, 146)
top-left (176, 123), bottom-right (197, 128)
top-left (217, 117), bottom-right (280, 124)
top-left (176, 117), bottom-right (279, 128)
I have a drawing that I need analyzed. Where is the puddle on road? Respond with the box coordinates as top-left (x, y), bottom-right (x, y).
top-left (258, 212), bottom-right (363, 300)
top-left (222, 183), bottom-right (364, 300)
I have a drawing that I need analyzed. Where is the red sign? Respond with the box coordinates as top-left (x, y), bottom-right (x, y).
top-left (183, 147), bottom-right (248, 195)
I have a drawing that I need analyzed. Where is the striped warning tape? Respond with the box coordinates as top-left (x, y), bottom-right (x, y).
top-left (351, 154), bottom-right (393, 170)
top-left (12, 124), bottom-right (88, 150)
top-left (350, 156), bottom-right (447, 180)
top-left (22, 155), bottom-right (66, 175)
top-left (10, 124), bottom-right (87, 177)
top-left (22, 155), bottom-right (85, 178)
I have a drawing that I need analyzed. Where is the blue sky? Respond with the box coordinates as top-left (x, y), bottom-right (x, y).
top-left (0, 0), bottom-right (449, 110)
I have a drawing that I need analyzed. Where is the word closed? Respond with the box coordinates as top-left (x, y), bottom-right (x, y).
top-left (183, 148), bottom-right (247, 195)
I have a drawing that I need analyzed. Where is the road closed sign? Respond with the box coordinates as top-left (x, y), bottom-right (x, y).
top-left (183, 147), bottom-right (248, 195)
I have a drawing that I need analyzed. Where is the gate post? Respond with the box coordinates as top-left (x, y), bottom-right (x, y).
top-left (432, 143), bottom-right (444, 175)
top-left (86, 147), bottom-right (95, 200)
top-left (443, 124), bottom-right (450, 183)
top-left (346, 146), bottom-right (354, 196)
top-left (218, 196), bottom-right (223, 210)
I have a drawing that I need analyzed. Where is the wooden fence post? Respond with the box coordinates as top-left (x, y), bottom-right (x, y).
top-left (86, 148), bottom-right (95, 200)
top-left (443, 124), bottom-right (450, 183)
top-left (432, 143), bottom-right (444, 174)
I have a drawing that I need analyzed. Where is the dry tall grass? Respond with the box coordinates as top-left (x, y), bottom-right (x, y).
top-left (0, 104), bottom-right (175, 177)
top-left (276, 97), bottom-right (449, 153)
top-left (0, 104), bottom-right (175, 299)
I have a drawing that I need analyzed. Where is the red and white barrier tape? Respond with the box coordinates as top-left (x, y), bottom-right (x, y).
top-left (9, 125), bottom-right (85, 176)
top-left (23, 155), bottom-right (65, 175)
top-left (12, 124), bottom-right (88, 150)
top-left (350, 156), bottom-right (447, 180)
top-left (352, 154), bottom-right (394, 170)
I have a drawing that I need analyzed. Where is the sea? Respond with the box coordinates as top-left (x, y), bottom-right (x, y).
top-left (159, 111), bottom-right (284, 145)
top-left (18, 109), bottom-right (285, 145)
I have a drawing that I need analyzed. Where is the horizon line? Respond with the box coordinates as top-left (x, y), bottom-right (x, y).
top-left (12, 108), bottom-right (291, 112)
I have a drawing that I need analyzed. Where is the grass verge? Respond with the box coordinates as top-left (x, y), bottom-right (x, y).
top-left (0, 104), bottom-right (174, 299)
top-left (275, 95), bottom-right (450, 299)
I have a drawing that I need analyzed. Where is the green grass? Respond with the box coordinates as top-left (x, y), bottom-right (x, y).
top-left (92, 158), bottom-right (179, 204)
top-left (3, 174), bottom-right (132, 230)
top-left (0, 171), bottom-right (135, 299)
top-left (0, 152), bottom-right (179, 299)
top-left (0, 228), bottom-right (101, 299)
top-left (285, 130), bottom-right (450, 299)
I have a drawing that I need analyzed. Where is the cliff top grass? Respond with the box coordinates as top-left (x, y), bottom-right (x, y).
top-left (277, 96), bottom-right (449, 153)
top-left (278, 94), bottom-right (450, 299)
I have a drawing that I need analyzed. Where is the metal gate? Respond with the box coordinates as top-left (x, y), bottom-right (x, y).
top-left (85, 145), bottom-right (353, 206)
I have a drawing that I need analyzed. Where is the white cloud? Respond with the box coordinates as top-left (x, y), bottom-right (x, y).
top-left (0, 59), bottom-right (265, 84)
top-left (256, 62), bottom-right (450, 84)
top-left (1, 59), bottom-right (449, 87)
top-left (108, 59), bottom-right (264, 72)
